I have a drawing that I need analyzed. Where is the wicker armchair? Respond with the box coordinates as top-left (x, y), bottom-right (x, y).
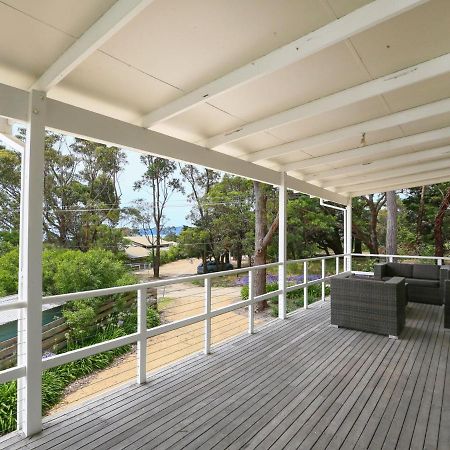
top-left (331, 273), bottom-right (406, 338)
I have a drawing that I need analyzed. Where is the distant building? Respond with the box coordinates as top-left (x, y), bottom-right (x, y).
top-left (124, 235), bottom-right (176, 261)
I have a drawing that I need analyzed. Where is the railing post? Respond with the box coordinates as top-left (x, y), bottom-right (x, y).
top-left (137, 287), bottom-right (147, 385)
top-left (335, 256), bottom-right (339, 275)
top-left (17, 90), bottom-right (46, 436)
top-left (248, 270), bottom-right (255, 334)
top-left (304, 261), bottom-right (308, 309)
top-left (438, 258), bottom-right (443, 266)
top-left (204, 278), bottom-right (211, 354)
top-left (345, 200), bottom-right (352, 271)
top-left (388, 256), bottom-right (394, 263)
top-left (321, 259), bottom-right (326, 301)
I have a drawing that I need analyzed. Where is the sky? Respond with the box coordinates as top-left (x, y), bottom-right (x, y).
top-left (119, 149), bottom-right (191, 227)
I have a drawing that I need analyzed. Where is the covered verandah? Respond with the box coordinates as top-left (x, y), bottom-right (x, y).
top-left (0, 0), bottom-right (449, 447)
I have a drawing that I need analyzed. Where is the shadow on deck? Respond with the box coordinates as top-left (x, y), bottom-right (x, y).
top-left (1, 301), bottom-right (449, 449)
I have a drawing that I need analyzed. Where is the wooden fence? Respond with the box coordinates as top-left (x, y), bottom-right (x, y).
top-left (0, 289), bottom-right (157, 371)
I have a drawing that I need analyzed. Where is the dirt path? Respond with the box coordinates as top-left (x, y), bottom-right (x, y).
top-left (49, 262), bottom-right (261, 414)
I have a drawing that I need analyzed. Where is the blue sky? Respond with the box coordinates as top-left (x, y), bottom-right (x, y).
top-left (120, 149), bottom-right (191, 227)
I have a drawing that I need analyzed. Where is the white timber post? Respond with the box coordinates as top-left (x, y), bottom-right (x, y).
top-left (345, 199), bottom-right (353, 272)
top-left (137, 287), bottom-right (147, 384)
top-left (278, 172), bottom-right (287, 320)
top-left (17, 90), bottom-right (46, 436)
top-left (248, 270), bottom-right (255, 334)
top-left (321, 259), bottom-right (326, 301)
top-left (303, 261), bottom-right (308, 309)
top-left (335, 256), bottom-right (340, 275)
top-left (204, 278), bottom-right (211, 354)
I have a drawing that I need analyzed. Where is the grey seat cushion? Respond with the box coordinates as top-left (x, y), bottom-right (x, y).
top-left (386, 263), bottom-right (413, 278)
top-left (412, 264), bottom-right (440, 280)
top-left (405, 278), bottom-right (440, 288)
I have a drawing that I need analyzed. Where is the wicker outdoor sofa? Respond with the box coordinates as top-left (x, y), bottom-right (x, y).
top-left (330, 273), bottom-right (406, 338)
top-left (374, 262), bottom-right (450, 305)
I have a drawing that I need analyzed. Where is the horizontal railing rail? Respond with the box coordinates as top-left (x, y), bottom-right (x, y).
top-left (0, 253), bottom-right (351, 434)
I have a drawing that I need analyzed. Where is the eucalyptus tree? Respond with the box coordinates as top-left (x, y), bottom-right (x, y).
top-left (134, 156), bottom-right (182, 277)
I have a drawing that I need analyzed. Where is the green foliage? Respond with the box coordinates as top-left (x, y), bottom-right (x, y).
top-left (0, 148), bottom-right (21, 231)
top-left (241, 282), bottom-right (329, 317)
top-left (0, 231), bottom-right (19, 257)
top-left (0, 248), bottom-right (19, 297)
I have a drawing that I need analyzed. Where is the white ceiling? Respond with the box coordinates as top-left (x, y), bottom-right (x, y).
top-left (0, 0), bottom-right (449, 197)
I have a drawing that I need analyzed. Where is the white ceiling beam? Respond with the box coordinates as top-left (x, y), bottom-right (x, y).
top-left (31, 0), bottom-right (154, 92)
top-left (244, 97), bottom-right (450, 163)
top-left (351, 173), bottom-right (450, 196)
top-left (307, 145), bottom-right (450, 183)
top-left (332, 158), bottom-right (450, 190)
top-left (0, 118), bottom-right (24, 152)
top-left (342, 167), bottom-right (450, 196)
top-left (206, 52), bottom-right (450, 149)
top-left (141, 0), bottom-right (428, 128)
top-left (282, 126), bottom-right (450, 172)
top-left (40, 96), bottom-right (347, 205)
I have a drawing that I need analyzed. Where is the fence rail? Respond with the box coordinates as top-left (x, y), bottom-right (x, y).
top-left (0, 254), bottom-right (349, 430)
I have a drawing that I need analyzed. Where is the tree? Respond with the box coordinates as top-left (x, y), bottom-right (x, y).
top-left (0, 147), bottom-right (21, 231)
top-left (180, 164), bottom-right (220, 269)
top-left (434, 186), bottom-right (450, 257)
top-left (386, 191), bottom-right (398, 255)
top-left (253, 181), bottom-right (279, 310)
top-left (352, 194), bottom-right (386, 253)
top-left (205, 175), bottom-right (254, 268)
top-left (134, 157), bottom-right (182, 277)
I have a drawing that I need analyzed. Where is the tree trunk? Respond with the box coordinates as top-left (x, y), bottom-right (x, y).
top-left (254, 181), bottom-right (268, 310)
top-left (354, 238), bottom-right (362, 253)
top-left (434, 187), bottom-right (450, 257)
top-left (416, 185), bottom-right (426, 249)
top-left (386, 191), bottom-right (398, 255)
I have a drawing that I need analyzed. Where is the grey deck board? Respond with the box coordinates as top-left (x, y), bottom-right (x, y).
top-left (0, 301), bottom-right (448, 450)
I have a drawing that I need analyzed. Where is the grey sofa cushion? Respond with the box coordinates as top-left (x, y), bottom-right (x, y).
top-left (412, 264), bottom-right (440, 280)
top-left (386, 263), bottom-right (413, 278)
top-left (405, 278), bottom-right (440, 288)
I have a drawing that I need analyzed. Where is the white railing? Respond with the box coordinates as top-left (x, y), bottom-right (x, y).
top-left (0, 254), bottom-right (349, 432)
top-left (352, 253), bottom-right (450, 274)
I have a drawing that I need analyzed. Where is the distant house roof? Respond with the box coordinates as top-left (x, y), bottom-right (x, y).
top-left (125, 246), bottom-right (150, 260)
top-left (124, 235), bottom-right (176, 248)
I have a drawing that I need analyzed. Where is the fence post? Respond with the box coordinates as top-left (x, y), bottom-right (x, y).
top-left (321, 259), bottom-right (326, 301)
top-left (137, 287), bottom-right (147, 384)
top-left (388, 256), bottom-right (394, 263)
top-left (438, 258), bottom-right (443, 266)
top-left (204, 278), bottom-right (212, 354)
top-left (304, 261), bottom-right (308, 309)
top-left (335, 256), bottom-right (339, 275)
top-left (248, 270), bottom-right (255, 334)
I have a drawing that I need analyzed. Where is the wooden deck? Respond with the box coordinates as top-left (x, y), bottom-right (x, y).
top-left (1, 301), bottom-right (449, 449)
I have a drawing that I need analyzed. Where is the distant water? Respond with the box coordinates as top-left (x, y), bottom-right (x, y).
top-left (138, 226), bottom-right (184, 237)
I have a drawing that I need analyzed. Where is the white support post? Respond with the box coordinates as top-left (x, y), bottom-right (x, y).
top-left (438, 258), bottom-right (443, 266)
top-left (304, 261), bottom-right (308, 309)
top-left (388, 256), bottom-right (394, 263)
top-left (336, 256), bottom-right (340, 275)
top-left (321, 259), bottom-right (326, 302)
top-left (345, 200), bottom-right (353, 272)
top-left (17, 90), bottom-right (46, 436)
top-left (278, 172), bottom-right (287, 320)
top-left (137, 287), bottom-right (147, 384)
top-left (248, 270), bottom-right (255, 334)
top-left (204, 278), bottom-right (212, 354)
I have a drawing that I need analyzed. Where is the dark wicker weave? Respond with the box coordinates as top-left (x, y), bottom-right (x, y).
top-left (374, 262), bottom-right (450, 306)
top-left (331, 273), bottom-right (406, 337)
top-left (444, 280), bottom-right (450, 329)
